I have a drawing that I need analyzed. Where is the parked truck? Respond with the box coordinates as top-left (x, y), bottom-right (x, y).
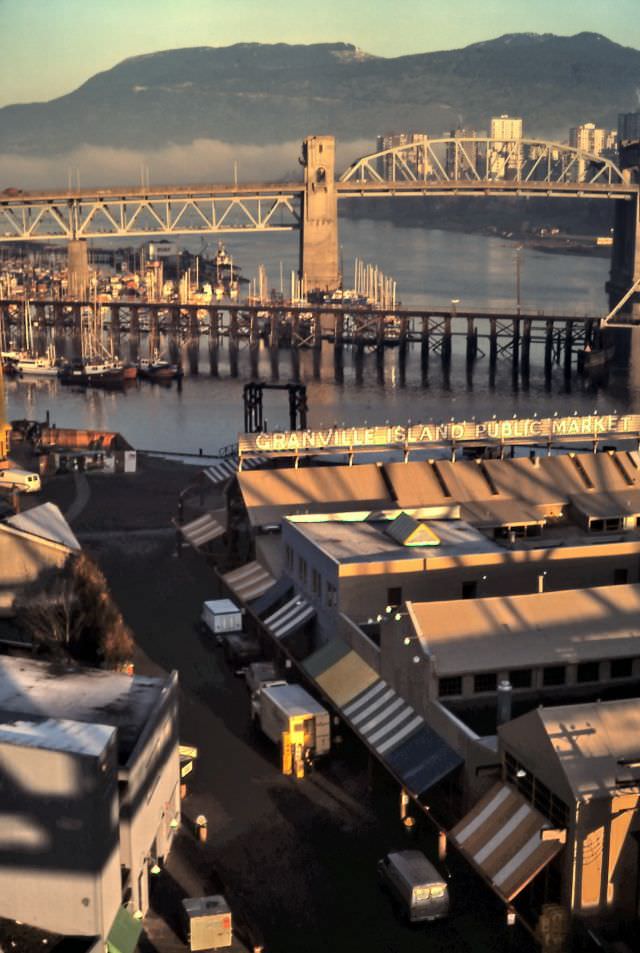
top-left (251, 681), bottom-right (331, 778)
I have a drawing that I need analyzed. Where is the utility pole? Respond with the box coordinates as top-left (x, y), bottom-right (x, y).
top-left (516, 244), bottom-right (523, 316)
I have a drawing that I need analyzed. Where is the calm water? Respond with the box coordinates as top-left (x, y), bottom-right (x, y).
top-left (6, 219), bottom-right (637, 454)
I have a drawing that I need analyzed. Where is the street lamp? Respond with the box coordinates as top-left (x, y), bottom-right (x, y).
top-left (450, 298), bottom-right (460, 318)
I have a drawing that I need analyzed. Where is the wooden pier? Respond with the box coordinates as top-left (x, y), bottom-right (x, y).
top-left (0, 297), bottom-right (615, 384)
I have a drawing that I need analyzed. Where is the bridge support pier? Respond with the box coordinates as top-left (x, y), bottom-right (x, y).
top-left (608, 185), bottom-right (640, 307)
top-left (564, 322), bottom-right (573, 378)
top-left (299, 136), bottom-right (340, 292)
top-left (67, 239), bottom-right (89, 299)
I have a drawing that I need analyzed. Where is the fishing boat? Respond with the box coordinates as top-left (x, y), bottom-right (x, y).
top-left (137, 353), bottom-right (183, 382)
top-left (59, 303), bottom-right (125, 387)
top-left (59, 356), bottom-right (125, 387)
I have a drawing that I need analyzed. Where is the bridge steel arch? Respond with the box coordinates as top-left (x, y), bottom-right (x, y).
top-left (339, 137), bottom-right (627, 188)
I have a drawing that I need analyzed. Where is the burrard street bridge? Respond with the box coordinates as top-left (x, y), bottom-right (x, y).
top-left (1, 134), bottom-right (639, 303)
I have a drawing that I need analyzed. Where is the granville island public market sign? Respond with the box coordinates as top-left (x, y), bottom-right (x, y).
top-left (239, 413), bottom-right (640, 454)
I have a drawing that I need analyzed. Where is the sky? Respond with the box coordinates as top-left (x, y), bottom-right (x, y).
top-left (1, 0), bottom-right (639, 108)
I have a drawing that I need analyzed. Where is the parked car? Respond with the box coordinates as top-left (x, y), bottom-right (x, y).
top-left (377, 850), bottom-right (450, 923)
top-left (221, 632), bottom-right (262, 668)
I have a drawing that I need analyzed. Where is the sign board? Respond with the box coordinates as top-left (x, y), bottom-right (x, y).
top-left (239, 414), bottom-right (640, 456)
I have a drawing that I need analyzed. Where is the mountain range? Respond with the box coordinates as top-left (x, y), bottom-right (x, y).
top-left (1, 33), bottom-right (639, 156)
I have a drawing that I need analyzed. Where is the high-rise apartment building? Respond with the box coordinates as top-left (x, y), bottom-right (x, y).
top-left (375, 132), bottom-right (432, 179)
top-left (618, 110), bottom-right (640, 143)
top-left (489, 115), bottom-right (523, 179)
top-left (569, 123), bottom-right (617, 179)
top-left (446, 128), bottom-right (480, 178)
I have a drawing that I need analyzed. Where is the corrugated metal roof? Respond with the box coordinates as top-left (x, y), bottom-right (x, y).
top-left (461, 499), bottom-right (546, 528)
top-left (408, 584), bottom-right (640, 676)
top-left (223, 561), bottom-right (276, 603)
top-left (385, 461), bottom-right (451, 507)
top-left (569, 488), bottom-right (640, 519)
top-left (179, 513), bottom-right (225, 548)
top-left (239, 464), bottom-right (391, 508)
top-left (450, 782), bottom-right (564, 901)
top-left (263, 595), bottom-right (316, 640)
top-left (5, 503), bottom-right (80, 551)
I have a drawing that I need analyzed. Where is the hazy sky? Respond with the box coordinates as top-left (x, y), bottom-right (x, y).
top-left (1, 0), bottom-right (639, 108)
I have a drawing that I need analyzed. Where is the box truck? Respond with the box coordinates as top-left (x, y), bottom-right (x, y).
top-left (251, 682), bottom-right (330, 774)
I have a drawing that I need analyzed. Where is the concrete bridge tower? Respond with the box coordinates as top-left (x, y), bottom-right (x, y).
top-left (299, 136), bottom-right (340, 292)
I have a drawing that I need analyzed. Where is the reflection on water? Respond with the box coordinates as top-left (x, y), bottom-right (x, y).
top-left (6, 219), bottom-right (633, 455)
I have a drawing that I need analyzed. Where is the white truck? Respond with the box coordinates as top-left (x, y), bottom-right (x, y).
top-left (251, 681), bottom-right (331, 770)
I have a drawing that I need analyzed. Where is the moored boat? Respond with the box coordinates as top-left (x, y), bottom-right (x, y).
top-left (59, 357), bottom-right (125, 387)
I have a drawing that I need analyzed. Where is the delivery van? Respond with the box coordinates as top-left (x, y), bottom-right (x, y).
top-left (377, 850), bottom-right (450, 923)
top-left (0, 468), bottom-right (41, 493)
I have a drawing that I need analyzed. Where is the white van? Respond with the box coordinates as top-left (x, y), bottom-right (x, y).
top-left (0, 468), bottom-right (42, 494)
top-left (378, 850), bottom-right (450, 923)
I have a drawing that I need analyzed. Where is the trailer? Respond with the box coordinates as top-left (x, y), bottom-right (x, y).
top-left (251, 681), bottom-right (330, 778)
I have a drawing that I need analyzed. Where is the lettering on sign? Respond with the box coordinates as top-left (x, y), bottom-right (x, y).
top-left (238, 414), bottom-right (640, 455)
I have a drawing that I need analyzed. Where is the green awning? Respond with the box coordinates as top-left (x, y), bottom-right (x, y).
top-left (107, 906), bottom-right (143, 953)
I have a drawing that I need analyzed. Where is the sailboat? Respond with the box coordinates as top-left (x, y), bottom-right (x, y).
top-left (1, 300), bottom-right (60, 377)
top-left (59, 301), bottom-right (124, 388)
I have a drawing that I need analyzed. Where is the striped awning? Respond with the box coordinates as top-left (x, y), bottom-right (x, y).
top-left (263, 595), bottom-right (316, 640)
top-left (450, 782), bottom-right (565, 902)
top-left (223, 561), bottom-right (276, 603)
top-left (205, 454), bottom-right (266, 486)
top-left (302, 638), bottom-right (379, 708)
top-left (342, 678), bottom-right (462, 797)
top-left (179, 513), bottom-right (225, 548)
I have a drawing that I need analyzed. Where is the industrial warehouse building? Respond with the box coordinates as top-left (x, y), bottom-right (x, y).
top-left (215, 448), bottom-right (640, 940)
top-left (0, 656), bottom-right (180, 949)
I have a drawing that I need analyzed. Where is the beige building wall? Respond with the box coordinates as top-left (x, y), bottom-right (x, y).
top-left (0, 734), bottom-right (122, 938)
top-left (0, 531), bottom-right (70, 615)
top-left (118, 672), bottom-right (180, 914)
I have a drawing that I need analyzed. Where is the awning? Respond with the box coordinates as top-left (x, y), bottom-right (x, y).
top-left (252, 576), bottom-right (293, 616)
top-left (178, 512), bottom-right (225, 548)
top-left (223, 561), bottom-right (276, 603)
top-left (263, 595), bottom-right (316, 639)
top-left (302, 638), bottom-right (379, 708)
top-left (342, 678), bottom-right (462, 797)
top-left (450, 782), bottom-right (565, 902)
top-left (107, 906), bottom-right (143, 953)
top-left (205, 453), bottom-right (266, 486)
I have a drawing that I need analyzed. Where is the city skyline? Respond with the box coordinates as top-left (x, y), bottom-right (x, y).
top-left (1, 0), bottom-right (640, 108)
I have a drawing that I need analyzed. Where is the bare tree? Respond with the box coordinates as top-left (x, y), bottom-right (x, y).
top-left (16, 552), bottom-right (134, 669)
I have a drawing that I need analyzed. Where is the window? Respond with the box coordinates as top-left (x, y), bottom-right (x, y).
top-left (509, 669), bottom-right (533, 689)
top-left (326, 581), bottom-right (337, 608)
top-left (474, 672), bottom-right (497, 694)
top-left (576, 661), bottom-right (599, 683)
top-left (285, 545), bottom-right (293, 571)
top-left (505, 751), bottom-right (570, 830)
top-left (614, 568), bottom-right (628, 585)
top-left (387, 587), bottom-right (402, 609)
top-left (611, 657), bottom-right (633, 679)
top-left (590, 519), bottom-right (604, 532)
top-left (438, 676), bottom-right (462, 697)
top-left (462, 581), bottom-right (478, 599)
top-left (543, 665), bottom-right (566, 687)
top-left (298, 557), bottom-right (307, 585)
top-left (607, 518), bottom-right (623, 532)
top-left (311, 569), bottom-right (321, 597)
